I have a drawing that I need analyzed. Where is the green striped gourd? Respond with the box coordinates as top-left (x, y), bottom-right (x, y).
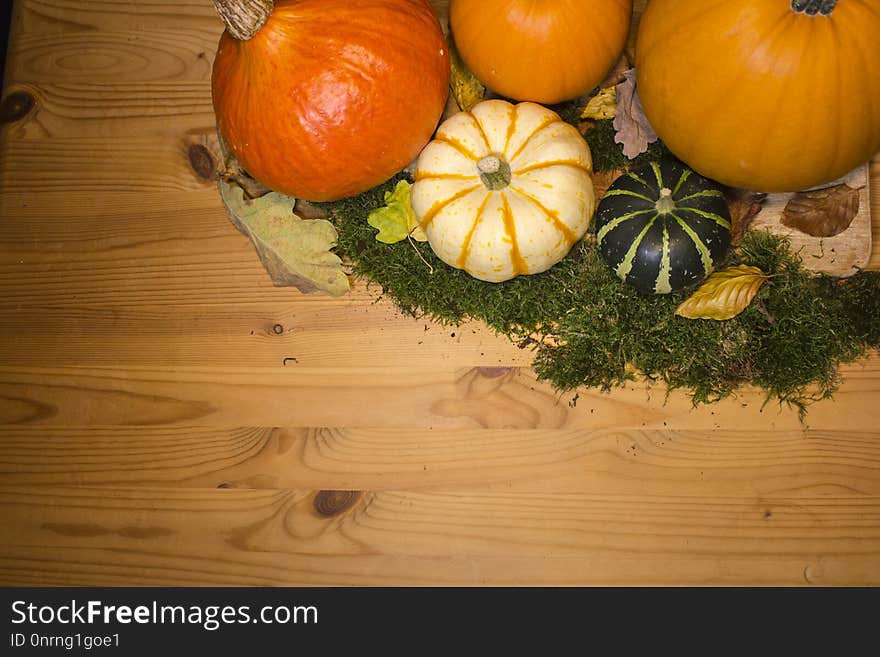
top-left (595, 160), bottom-right (731, 295)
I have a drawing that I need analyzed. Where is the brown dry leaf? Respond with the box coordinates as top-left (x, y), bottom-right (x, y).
top-left (591, 168), bottom-right (623, 201)
top-left (781, 183), bottom-right (860, 237)
top-left (598, 53), bottom-right (631, 88)
top-left (613, 68), bottom-right (658, 159)
top-left (676, 265), bottom-right (769, 321)
top-left (723, 187), bottom-right (767, 246)
top-left (219, 181), bottom-right (350, 296)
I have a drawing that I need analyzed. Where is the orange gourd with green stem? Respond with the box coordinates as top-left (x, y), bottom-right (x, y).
top-left (635, 0), bottom-right (880, 193)
top-left (449, 0), bottom-right (633, 105)
top-left (210, 0), bottom-right (450, 201)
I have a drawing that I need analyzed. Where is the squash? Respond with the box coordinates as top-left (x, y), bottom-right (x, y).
top-left (411, 99), bottom-right (595, 283)
top-left (211, 0), bottom-right (449, 202)
top-left (595, 160), bottom-right (731, 295)
top-left (635, 0), bottom-right (880, 193)
top-left (449, 0), bottom-right (633, 105)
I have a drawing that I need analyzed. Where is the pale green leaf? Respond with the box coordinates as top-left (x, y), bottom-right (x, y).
top-left (367, 180), bottom-right (428, 244)
top-left (219, 182), bottom-right (350, 296)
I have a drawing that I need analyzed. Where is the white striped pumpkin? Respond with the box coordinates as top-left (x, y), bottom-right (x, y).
top-left (411, 99), bottom-right (595, 283)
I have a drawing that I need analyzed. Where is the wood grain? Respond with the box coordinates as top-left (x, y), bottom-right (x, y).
top-left (0, 0), bottom-right (879, 586)
top-left (1, 486), bottom-right (878, 586)
top-left (2, 426), bottom-right (879, 497)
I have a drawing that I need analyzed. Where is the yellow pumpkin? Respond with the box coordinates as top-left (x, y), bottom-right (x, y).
top-left (411, 99), bottom-right (595, 283)
top-left (635, 0), bottom-right (880, 193)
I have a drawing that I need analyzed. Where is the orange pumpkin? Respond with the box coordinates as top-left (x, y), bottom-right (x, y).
top-left (636, 0), bottom-right (880, 193)
top-left (449, 0), bottom-right (633, 105)
top-left (211, 0), bottom-right (450, 201)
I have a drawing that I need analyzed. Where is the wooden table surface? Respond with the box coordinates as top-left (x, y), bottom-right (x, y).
top-left (1, 0), bottom-right (879, 587)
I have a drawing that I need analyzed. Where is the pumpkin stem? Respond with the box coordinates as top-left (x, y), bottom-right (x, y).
top-left (477, 154), bottom-right (511, 191)
top-left (791, 0), bottom-right (838, 16)
top-left (212, 0), bottom-right (274, 41)
top-left (656, 187), bottom-right (676, 214)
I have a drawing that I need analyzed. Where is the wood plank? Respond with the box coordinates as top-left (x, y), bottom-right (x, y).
top-left (14, 0), bottom-right (219, 35)
top-left (1, 426), bottom-right (879, 497)
top-left (1, 486), bottom-right (877, 586)
top-left (7, 30), bottom-right (217, 86)
top-left (2, 82), bottom-right (215, 139)
top-left (0, 364), bottom-right (878, 431)
top-left (753, 165), bottom-right (872, 277)
top-left (0, 137), bottom-right (219, 193)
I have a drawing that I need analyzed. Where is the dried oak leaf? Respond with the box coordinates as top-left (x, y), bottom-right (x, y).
top-left (219, 182), bottom-right (350, 296)
top-left (613, 68), bottom-right (658, 159)
top-left (781, 183), bottom-right (860, 237)
top-left (676, 265), bottom-right (769, 321)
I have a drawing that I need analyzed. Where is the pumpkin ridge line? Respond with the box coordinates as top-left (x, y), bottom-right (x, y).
top-left (457, 193), bottom-right (491, 269)
top-left (414, 172), bottom-right (479, 182)
top-left (616, 215), bottom-right (657, 281)
top-left (500, 192), bottom-right (528, 276)
top-left (433, 134), bottom-right (482, 162)
top-left (676, 189), bottom-right (725, 202)
top-left (679, 206), bottom-right (732, 230)
top-left (671, 169), bottom-right (693, 196)
top-left (503, 103), bottom-right (519, 155)
top-left (418, 183), bottom-right (482, 231)
top-left (602, 188), bottom-right (655, 203)
top-left (512, 160), bottom-right (591, 175)
top-left (671, 211), bottom-right (714, 275)
top-left (508, 184), bottom-right (579, 247)
top-left (649, 162), bottom-right (665, 190)
top-left (508, 117), bottom-right (564, 163)
top-left (655, 224), bottom-right (673, 295)
top-left (627, 171), bottom-right (653, 191)
top-left (596, 208), bottom-right (656, 245)
top-left (467, 112), bottom-right (493, 155)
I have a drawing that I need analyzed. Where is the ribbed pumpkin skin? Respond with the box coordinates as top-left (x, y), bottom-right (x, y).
top-left (212, 0), bottom-right (449, 201)
top-left (596, 160), bottom-right (731, 295)
top-left (449, 0), bottom-right (633, 104)
top-left (412, 100), bottom-right (595, 283)
top-left (636, 0), bottom-right (880, 193)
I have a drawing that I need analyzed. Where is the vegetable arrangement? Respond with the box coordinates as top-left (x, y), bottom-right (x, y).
top-left (211, 0), bottom-right (880, 411)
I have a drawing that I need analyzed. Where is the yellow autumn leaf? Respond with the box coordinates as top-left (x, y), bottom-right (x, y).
top-left (581, 87), bottom-right (617, 120)
top-left (367, 180), bottom-right (428, 244)
top-left (448, 35), bottom-right (485, 112)
top-left (675, 265), bottom-right (769, 320)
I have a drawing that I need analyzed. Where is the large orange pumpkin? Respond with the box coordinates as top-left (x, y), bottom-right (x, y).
top-left (636, 0), bottom-right (880, 193)
top-left (449, 0), bottom-right (633, 105)
top-left (211, 0), bottom-right (450, 201)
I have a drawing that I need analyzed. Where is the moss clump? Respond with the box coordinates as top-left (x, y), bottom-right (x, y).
top-left (579, 118), bottom-right (672, 173)
top-left (322, 176), bottom-right (880, 415)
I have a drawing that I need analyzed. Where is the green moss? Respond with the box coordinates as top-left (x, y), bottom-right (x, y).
top-left (319, 127), bottom-right (879, 415)
top-left (579, 118), bottom-right (672, 173)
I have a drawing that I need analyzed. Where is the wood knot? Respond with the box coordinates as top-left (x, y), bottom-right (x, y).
top-left (188, 143), bottom-right (216, 181)
top-left (313, 490), bottom-right (361, 517)
top-left (1, 91), bottom-right (36, 123)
